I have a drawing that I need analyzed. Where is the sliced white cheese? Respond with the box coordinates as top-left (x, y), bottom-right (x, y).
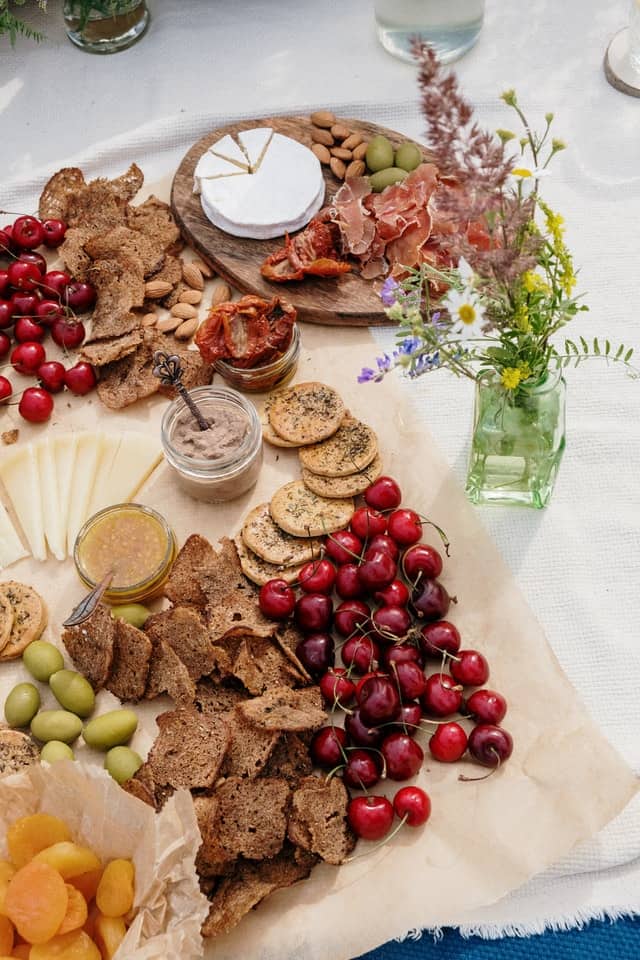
top-left (37, 437), bottom-right (65, 561)
top-left (0, 444), bottom-right (46, 562)
top-left (210, 134), bottom-right (250, 171)
top-left (54, 432), bottom-right (78, 552)
top-left (0, 500), bottom-right (28, 569)
top-left (112, 432), bottom-right (163, 502)
top-left (200, 132), bottom-right (324, 240)
top-left (66, 432), bottom-right (105, 555)
top-left (193, 152), bottom-right (246, 194)
top-left (87, 434), bottom-right (122, 517)
top-left (238, 127), bottom-right (274, 171)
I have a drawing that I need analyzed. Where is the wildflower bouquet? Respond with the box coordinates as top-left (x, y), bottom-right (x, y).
top-left (359, 46), bottom-right (635, 394)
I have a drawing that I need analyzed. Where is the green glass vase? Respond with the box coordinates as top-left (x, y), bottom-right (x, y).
top-left (63, 0), bottom-right (149, 54)
top-left (465, 369), bottom-right (566, 509)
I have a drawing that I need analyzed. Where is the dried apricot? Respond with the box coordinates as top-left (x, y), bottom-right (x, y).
top-left (69, 868), bottom-right (102, 904)
top-left (58, 885), bottom-right (88, 935)
top-left (7, 814), bottom-right (71, 868)
top-left (29, 929), bottom-right (101, 959)
top-left (95, 860), bottom-right (134, 918)
top-left (5, 861), bottom-right (68, 944)
top-left (83, 902), bottom-right (99, 942)
top-left (0, 915), bottom-right (13, 954)
top-left (0, 863), bottom-right (15, 916)
top-left (94, 914), bottom-right (126, 959)
top-left (33, 842), bottom-right (101, 880)
top-left (11, 945), bottom-right (30, 959)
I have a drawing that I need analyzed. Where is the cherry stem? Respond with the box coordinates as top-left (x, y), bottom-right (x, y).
top-left (458, 748), bottom-right (502, 782)
top-left (342, 814), bottom-right (408, 863)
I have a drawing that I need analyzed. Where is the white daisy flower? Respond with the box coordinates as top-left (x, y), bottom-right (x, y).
top-left (443, 273), bottom-right (485, 339)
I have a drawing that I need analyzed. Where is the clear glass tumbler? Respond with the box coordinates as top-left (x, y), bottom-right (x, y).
top-left (374, 0), bottom-right (485, 64)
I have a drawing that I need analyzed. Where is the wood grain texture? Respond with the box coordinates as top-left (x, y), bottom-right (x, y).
top-left (170, 116), bottom-right (428, 327)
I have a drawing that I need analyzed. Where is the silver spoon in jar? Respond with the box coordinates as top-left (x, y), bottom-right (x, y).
top-left (152, 350), bottom-right (210, 432)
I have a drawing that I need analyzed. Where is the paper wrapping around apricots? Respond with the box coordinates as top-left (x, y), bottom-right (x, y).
top-left (0, 762), bottom-right (208, 959)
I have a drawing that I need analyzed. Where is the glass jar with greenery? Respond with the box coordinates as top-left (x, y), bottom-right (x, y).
top-left (63, 0), bottom-right (149, 53)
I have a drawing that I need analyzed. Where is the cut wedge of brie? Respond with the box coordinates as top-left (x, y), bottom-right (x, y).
top-left (209, 134), bottom-right (250, 170)
top-left (193, 153), bottom-right (245, 194)
top-left (198, 130), bottom-right (325, 240)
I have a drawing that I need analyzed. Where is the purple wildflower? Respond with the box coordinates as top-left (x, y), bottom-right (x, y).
top-left (380, 277), bottom-right (401, 307)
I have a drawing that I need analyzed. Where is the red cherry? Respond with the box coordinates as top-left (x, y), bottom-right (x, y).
top-left (364, 476), bottom-right (402, 511)
top-left (334, 599), bottom-right (371, 638)
top-left (392, 661), bottom-right (427, 700)
top-left (381, 732), bottom-right (424, 780)
top-left (294, 593), bottom-right (333, 633)
top-left (358, 675), bottom-right (401, 726)
top-left (295, 632), bottom-right (334, 678)
top-left (468, 724), bottom-right (513, 767)
top-left (14, 316), bottom-right (45, 343)
top-left (8, 261), bottom-right (41, 292)
top-left (64, 281), bottom-right (96, 312)
top-left (373, 579), bottom-right (407, 607)
top-left (465, 689), bottom-right (507, 725)
top-left (319, 668), bottom-right (356, 708)
top-left (63, 362), bottom-right (96, 396)
top-left (258, 578), bottom-right (295, 620)
top-left (421, 672), bottom-right (462, 717)
top-left (365, 534), bottom-right (399, 561)
top-left (393, 786), bottom-right (431, 827)
top-left (429, 721), bottom-right (468, 762)
top-left (450, 650), bottom-right (489, 687)
top-left (36, 300), bottom-right (65, 326)
top-left (51, 318), bottom-right (85, 350)
top-left (371, 605), bottom-right (411, 643)
top-left (419, 620), bottom-right (461, 657)
top-left (12, 215), bottom-right (44, 250)
top-left (350, 506), bottom-right (387, 541)
top-left (18, 386), bottom-right (53, 423)
top-left (0, 301), bottom-right (12, 329)
top-left (402, 543), bottom-right (443, 582)
top-left (411, 579), bottom-right (450, 621)
top-left (0, 376), bottom-right (12, 401)
top-left (324, 529), bottom-right (362, 565)
top-left (0, 332), bottom-right (10, 358)
top-left (0, 270), bottom-right (9, 296)
top-left (343, 750), bottom-right (382, 790)
top-left (341, 634), bottom-right (379, 674)
top-left (335, 563), bottom-right (364, 600)
top-left (38, 361), bottom-right (67, 394)
top-left (387, 509), bottom-right (422, 546)
top-left (383, 643), bottom-right (423, 670)
top-left (17, 251), bottom-right (47, 276)
top-left (298, 558), bottom-right (336, 594)
top-left (0, 229), bottom-right (12, 254)
top-left (344, 708), bottom-right (383, 748)
top-left (358, 549), bottom-right (397, 592)
top-left (41, 219), bottom-right (67, 248)
top-left (41, 270), bottom-right (71, 299)
top-left (347, 795), bottom-right (394, 841)
top-left (354, 670), bottom-right (387, 699)
top-left (11, 341), bottom-right (46, 374)
top-left (309, 726), bottom-right (347, 769)
top-left (392, 701), bottom-right (423, 736)
top-left (10, 292), bottom-right (39, 318)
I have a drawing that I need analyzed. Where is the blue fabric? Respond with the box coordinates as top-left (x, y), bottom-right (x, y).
top-left (356, 918), bottom-right (640, 960)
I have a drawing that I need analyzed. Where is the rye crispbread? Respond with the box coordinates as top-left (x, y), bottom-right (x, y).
top-left (230, 636), bottom-right (307, 696)
top-left (145, 605), bottom-right (217, 680)
top-left (222, 709), bottom-right (280, 779)
top-left (163, 533), bottom-right (220, 607)
top-left (0, 582), bottom-right (47, 661)
top-left (237, 686), bottom-right (326, 732)
top-left (81, 329), bottom-right (144, 367)
top-left (242, 503), bottom-right (322, 566)
top-left (288, 775), bottom-right (355, 865)
top-left (144, 636), bottom-right (196, 705)
top-left (85, 255), bottom-right (146, 342)
top-left (106, 619), bottom-right (153, 703)
top-left (0, 593), bottom-right (13, 653)
top-left (269, 479), bottom-right (354, 537)
top-left (301, 452), bottom-right (383, 498)
top-left (39, 167), bottom-right (87, 221)
top-left (147, 706), bottom-right (230, 791)
top-left (0, 727), bottom-right (39, 776)
top-left (268, 381), bottom-right (345, 445)
top-left (194, 680), bottom-right (245, 718)
top-left (62, 602), bottom-right (115, 690)
top-left (298, 417), bottom-right (378, 478)
top-left (262, 732), bottom-right (313, 783)
top-left (234, 536), bottom-right (305, 587)
top-left (215, 776), bottom-right (290, 861)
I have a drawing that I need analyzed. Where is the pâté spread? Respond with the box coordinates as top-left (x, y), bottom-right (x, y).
top-left (171, 404), bottom-right (249, 460)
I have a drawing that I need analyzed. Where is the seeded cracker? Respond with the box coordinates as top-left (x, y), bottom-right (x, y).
top-left (298, 417), bottom-right (378, 477)
top-left (0, 727), bottom-right (39, 776)
top-left (242, 503), bottom-right (323, 566)
top-left (234, 536), bottom-right (305, 587)
top-left (268, 381), bottom-right (345, 444)
top-left (301, 452), bottom-right (383, 498)
top-left (270, 479), bottom-right (354, 537)
top-left (0, 582), bottom-right (47, 661)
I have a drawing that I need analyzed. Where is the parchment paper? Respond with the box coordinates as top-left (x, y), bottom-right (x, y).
top-left (0, 176), bottom-right (637, 959)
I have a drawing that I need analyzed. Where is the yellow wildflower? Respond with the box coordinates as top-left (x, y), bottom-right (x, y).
top-left (522, 271), bottom-right (549, 294)
top-left (517, 362), bottom-right (532, 381)
top-left (501, 89), bottom-right (517, 106)
top-left (514, 304), bottom-right (530, 332)
top-left (501, 367), bottom-right (522, 390)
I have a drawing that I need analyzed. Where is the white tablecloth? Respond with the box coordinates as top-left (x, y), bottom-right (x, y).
top-left (2, 0), bottom-right (640, 940)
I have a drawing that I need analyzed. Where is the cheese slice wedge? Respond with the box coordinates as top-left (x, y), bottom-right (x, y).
top-left (0, 444), bottom-right (46, 562)
top-left (193, 152), bottom-right (246, 194)
top-left (66, 432), bottom-right (105, 555)
top-left (209, 134), bottom-right (250, 171)
top-left (238, 127), bottom-right (273, 172)
top-left (87, 434), bottom-right (122, 516)
top-left (38, 437), bottom-right (65, 561)
top-left (111, 433), bottom-right (163, 502)
top-left (54, 432), bottom-right (78, 552)
top-left (0, 500), bottom-right (28, 569)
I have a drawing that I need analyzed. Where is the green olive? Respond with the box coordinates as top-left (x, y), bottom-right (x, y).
top-left (365, 135), bottom-right (395, 173)
top-left (40, 741), bottom-right (75, 764)
top-left (395, 142), bottom-right (423, 172)
top-left (22, 640), bottom-right (64, 683)
top-left (110, 604), bottom-right (151, 629)
top-left (31, 710), bottom-right (83, 744)
top-left (369, 167), bottom-right (409, 193)
top-left (49, 670), bottom-right (95, 719)
top-left (105, 746), bottom-right (143, 785)
top-left (4, 682), bottom-right (41, 728)
top-left (83, 709), bottom-right (138, 752)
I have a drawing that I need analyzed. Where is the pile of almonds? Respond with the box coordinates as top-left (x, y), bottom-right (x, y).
top-left (142, 261), bottom-right (232, 343)
top-left (309, 111), bottom-right (368, 181)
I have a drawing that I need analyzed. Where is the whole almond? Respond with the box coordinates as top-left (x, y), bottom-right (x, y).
top-left (310, 110), bottom-right (336, 129)
top-left (144, 279), bottom-right (173, 299)
top-left (311, 126), bottom-right (334, 147)
top-left (331, 123), bottom-right (351, 141)
top-left (182, 262), bottom-right (205, 290)
top-left (179, 288), bottom-right (203, 305)
top-left (210, 281), bottom-right (231, 306)
top-left (192, 258), bottom-right (214, 278)
top-left (329, 157), bottom-right (346, 180)
top-left (342, 132), bottom-right (364, 151)
top-left (353, 141), bottom-right (368, 161)
top-left (331, 147), bottom-right (353, 161)
top-left (157, 314), bottom-right (183, 333)
top-left (174, 317), bottom-right (198, 341)
top-left (170, 302), bottom-right (198, 320)
top-left (142, 312), bottom-right (157, 327)
top-left (311, 143), bottom-right (332, 165)
top-left (346, 160), bottom-right (366, 179)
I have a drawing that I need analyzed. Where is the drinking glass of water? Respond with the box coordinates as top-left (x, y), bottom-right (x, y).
top-left (374, 0), bottom-right (485, 64)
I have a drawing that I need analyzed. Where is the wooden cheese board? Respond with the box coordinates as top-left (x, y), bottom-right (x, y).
top-left (170, 115), bottom-right (428, 327)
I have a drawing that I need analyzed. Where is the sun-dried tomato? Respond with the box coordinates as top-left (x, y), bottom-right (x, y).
top-left (261, 218), bottom-right (351, 283)
top-left (195, 295), bottom-right (297, 368)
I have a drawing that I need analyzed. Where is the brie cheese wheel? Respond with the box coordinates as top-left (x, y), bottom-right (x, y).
top-left (193, 153), bottom-right (245, 194)
top-left (209, 134), bottom-right (250, 170)
top-left (238, 127), bottom-right (273, 170)
top-left (200, 132), bottom-right (325, 240)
